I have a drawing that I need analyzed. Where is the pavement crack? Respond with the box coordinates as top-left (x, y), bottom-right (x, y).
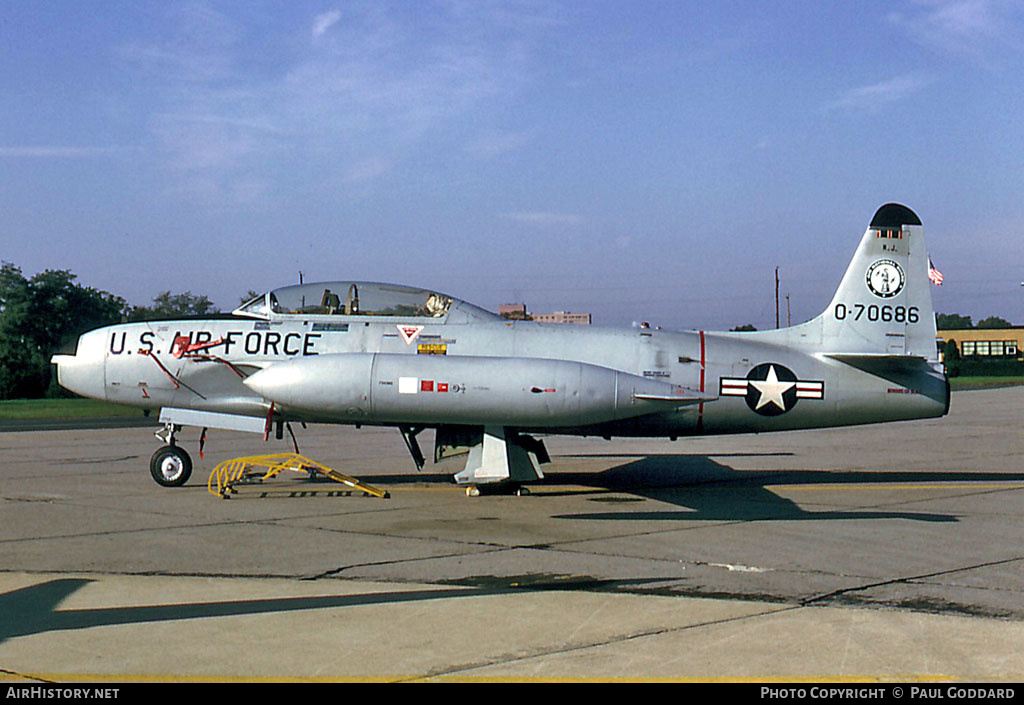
top-left (305, 546), bottom-right (514, 581)
top-left (401, 603), bottom-right (801, 681)
top-left (0, 667), bottom-right (55, 683)
top-left (802, 555), bottom-right (1024, 610)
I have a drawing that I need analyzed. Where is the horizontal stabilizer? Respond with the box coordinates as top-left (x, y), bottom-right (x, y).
top-left (827, 353), bottom-right (931, 376)
top-left (826, 354), bottom-right (949, 407)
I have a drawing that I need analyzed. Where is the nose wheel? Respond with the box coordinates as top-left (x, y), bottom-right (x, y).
top-left (150, 444), bottom-right (193, 487)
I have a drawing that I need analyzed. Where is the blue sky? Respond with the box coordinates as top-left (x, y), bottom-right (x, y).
top-left (2, 0), bottom-right (1023, 329)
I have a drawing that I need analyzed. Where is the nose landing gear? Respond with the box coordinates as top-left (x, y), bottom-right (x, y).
top-left (150, 445), bottom-right (193, 487)
top-left (150, 422), bottom-right (192, 487)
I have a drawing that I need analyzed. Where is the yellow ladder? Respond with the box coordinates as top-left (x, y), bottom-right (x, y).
top-left (208, 452), bottom-right (389, 499)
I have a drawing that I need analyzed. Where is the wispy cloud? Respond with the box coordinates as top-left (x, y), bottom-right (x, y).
top-left (118, 4), bottom-right (241, 83)
top-left (888, 0), bottom-right (1023, 62)
top-left (500, 211), bottom-right (582, 227)
top-left (464, 129), bottom-right (535, 158)
top-left (826, 75), bottom-right (930, 112)
top-left (117, 2), bottom-right (556, 205)
top-left (0, 146), bottom-right (118, 158)
top-left (344, 157), bottom-right (392, 184)
top-left (312, 10), bottom-right (342, 39)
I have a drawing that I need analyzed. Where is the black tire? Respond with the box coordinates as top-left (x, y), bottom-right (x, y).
top-left (150, 445), bottom-right (192, 487)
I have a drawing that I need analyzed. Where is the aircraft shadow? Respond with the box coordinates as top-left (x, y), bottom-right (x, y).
top-left (0, 575), bottom-right (664, 646)
top-left (346, 450), bottom-right (1022, 524)
top-left (359, 451), bottom-right (1008, 523)
top-left (545, 453), bottom-right (1004, 523)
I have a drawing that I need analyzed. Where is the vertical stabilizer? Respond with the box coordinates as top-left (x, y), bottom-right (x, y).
top-left (822, 203), bottom-right (936, 358)
top-left (761, 204), bottom-right (939, 360)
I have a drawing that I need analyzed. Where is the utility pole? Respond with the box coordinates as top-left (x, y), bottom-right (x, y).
top-left (786, 293), bottom-right (791, 327)
top-left (775, 267), bottom-right (780, 329)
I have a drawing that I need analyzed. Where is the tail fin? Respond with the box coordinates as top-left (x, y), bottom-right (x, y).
top-left (762, 203), bottom-right (939, 360)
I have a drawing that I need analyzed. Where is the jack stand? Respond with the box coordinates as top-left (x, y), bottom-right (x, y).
top-left (208, 453), bottom-right (390, 500)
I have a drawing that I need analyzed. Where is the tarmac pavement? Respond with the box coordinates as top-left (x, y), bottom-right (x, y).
top-left (0, 387), bottom-right (1022, 682)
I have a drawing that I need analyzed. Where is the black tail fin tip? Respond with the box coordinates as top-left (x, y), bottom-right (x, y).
top-left (870, 203), bottom-right (921, 228)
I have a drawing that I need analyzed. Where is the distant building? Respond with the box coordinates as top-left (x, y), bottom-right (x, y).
top-left (533, 311), bottom-right (591, 325)
top-left (937, 328), bottom-right (1022, 360)
top-left (498, 303), bottom-right (529, 320)
top-left (498, 303), bottom-right (592, 324)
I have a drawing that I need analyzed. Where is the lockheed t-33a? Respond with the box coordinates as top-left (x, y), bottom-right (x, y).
top-left (52, 204), bottom-right (949, 492)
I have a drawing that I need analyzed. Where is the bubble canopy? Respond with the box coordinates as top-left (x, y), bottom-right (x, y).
top-left (233, 281), bottom-right (498, 322)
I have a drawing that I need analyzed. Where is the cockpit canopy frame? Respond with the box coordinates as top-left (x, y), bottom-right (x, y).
top-left (234, 281), bottom-right (474, 321)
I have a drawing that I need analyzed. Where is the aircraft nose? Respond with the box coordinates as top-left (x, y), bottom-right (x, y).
top-left (51, 329), bottom-right (107, 400)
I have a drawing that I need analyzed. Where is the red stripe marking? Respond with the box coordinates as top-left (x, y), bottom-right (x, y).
top-left (698, 331), bottom-right (706, 433)
top-left (699, 331), bottom-right (706, 392)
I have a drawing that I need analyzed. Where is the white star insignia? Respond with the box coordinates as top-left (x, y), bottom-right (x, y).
top-left (748, 365), bottom-right (795, 411)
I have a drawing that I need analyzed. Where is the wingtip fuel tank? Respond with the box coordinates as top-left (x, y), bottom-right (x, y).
top-left (243, 352), bottom-right (710, 428)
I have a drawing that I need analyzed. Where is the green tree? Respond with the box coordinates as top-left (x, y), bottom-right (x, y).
top-left (0, 263), bottom-right (126, 399)
top-left (936, 313), bottom-right (972, 329)
top-left (730, 324), bottom-right (758, 332)
top-left (977, 316), bottom-right (1012, 329)
top-left (128, 291), bottom-right (219, 321)
top-left (0, 263), bottom-right (37, 399)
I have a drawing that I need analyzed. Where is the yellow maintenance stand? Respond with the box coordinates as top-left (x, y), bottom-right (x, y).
top-left (208, 453), bottom-right (389, 499)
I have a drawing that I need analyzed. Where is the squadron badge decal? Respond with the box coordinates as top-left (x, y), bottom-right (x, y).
top-left (720, 363), bottom-right (824, 416)
top-left (865, 259), bottom-right (905, 299)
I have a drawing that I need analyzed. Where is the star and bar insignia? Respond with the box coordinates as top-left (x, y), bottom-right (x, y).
top-left (719, 363), bottom-right (824, 416)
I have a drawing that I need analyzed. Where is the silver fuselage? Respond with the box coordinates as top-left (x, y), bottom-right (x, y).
top-left (56, 311), bottom-right (948, 438)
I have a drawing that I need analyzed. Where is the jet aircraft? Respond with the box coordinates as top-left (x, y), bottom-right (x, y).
top-left (52, 204), bottom-right (949, 489)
